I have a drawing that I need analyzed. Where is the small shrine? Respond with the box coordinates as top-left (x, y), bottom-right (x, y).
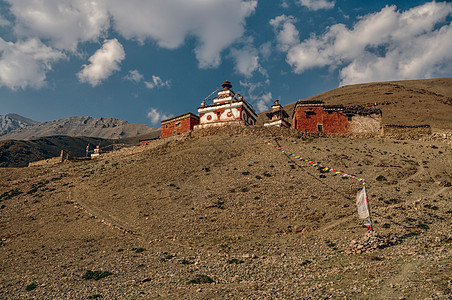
top-left (195, 80), bottom-right (257, 128)
top-left (90, 145), bottom-right (101, 159)
top-left (264, 99), bottom-right (290, 128)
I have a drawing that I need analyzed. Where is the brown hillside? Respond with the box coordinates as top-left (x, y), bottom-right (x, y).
top-left (0, 136), bottom-right (111, 168)
top-left (0, 127), bottom-right (450, 298)
top-left (0, 131), bottom-right (162, 168)
top-left (257, 78), bottom-right (452, 129)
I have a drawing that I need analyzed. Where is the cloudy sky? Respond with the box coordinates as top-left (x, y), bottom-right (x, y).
top-left (0, 0), bottom-right (451, 126)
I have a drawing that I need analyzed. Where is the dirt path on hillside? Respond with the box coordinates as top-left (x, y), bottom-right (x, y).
top-left (375, 261), bottom-right (420, 299)
top-left (68, 189), bottom-right (142, 236)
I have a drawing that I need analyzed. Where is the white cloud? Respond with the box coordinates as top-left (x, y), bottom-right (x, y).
top-left (230, 46), bottom-right (260, 77)
top-left (256, 92), bottom-right (273, 113)
top-left (124, 69), bottom-right (144, 83)
top-left (259, 42), bottom-right (272, 59)
top-left (298, 0), bottom-right (335, 11)
top-left (124, 70), bottom-right (170, 89)
top-left (0, 15), bottom-right (11, 27)
top-left (144, 75), bottom-right (171, 89)
top-left (77, 39), bottom-right (125, 87)
top-left (239, 81), bottom-right (272, 112)
top-left (281, 0), bottom-right (290, 9)
top-left (270, 15), bottom-right (299, 51)
top-left (7, 0), bottom-right (110, 51)
top-left (278, 2), bottom-right (452, 84)
top-left (146, 108), bottom-right (173, 125)
top-left (0, 38), bottom-right (65, 90)
top-left (107, 0), bottom-right (257, 68)
top-left (1, 0), bottom-right (257, 90)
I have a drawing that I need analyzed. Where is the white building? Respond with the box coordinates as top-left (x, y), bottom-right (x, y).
top-left (195, 80), bottom-right (257, 129)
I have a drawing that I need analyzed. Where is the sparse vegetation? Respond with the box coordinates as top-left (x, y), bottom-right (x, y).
top-left (227, 258), bottom-right (244, 264)
top-left (181, 259), bottom-right (193, 265)
top-left (416, 223), bottom-right (430, 230)
top-left (27, 180), bottom-right (49, 194)
top-left (384, 198), bottom-right (398, 205)
top-left (25, 283), bottom-right (37, 291)
top-left (82, 270), bottom-right (113, 280)
top-left (213, 199), bottom-right (225, 209)
top-left (0, 188), bottom-right (22, 200)
top-left (301, 260), bottom-right (311, 266)
top-left (162, 254), bottom-right (175, 260)
top-left (372, 256), bottom-right (383, 261)
top-left (376, 175), bottom-right (387, 181)
top-left (131, 247), bottom-right (146, 253)
top-left (424, 204), bottom-right (439, 210)
top-left (188, 274), bottom-right (214, 284)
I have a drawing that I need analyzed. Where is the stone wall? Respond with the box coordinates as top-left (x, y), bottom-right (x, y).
top-left (28, 156), bottom-right (63, 167)
top-left (421, 129), bottom-right (452, 144)
top-left (383, 125), bottom-right (432, 140)
top-left (28, 150), bottom-right (75, 167)
top-left (350, 114), bottom-right (382, 135)
top-left (192, 123), bottom-right (317, 140)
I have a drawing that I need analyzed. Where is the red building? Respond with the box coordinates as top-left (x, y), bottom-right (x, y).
top-left (161, 112), bottom-right (199, 138)
top-left (293, 100), bottom-right (382, 134)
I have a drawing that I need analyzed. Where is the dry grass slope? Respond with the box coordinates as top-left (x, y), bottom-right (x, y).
top-left (0, 127), bottom-right (450, 299)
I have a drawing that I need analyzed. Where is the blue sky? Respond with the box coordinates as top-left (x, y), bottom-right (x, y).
top-left (0, 0), bottom-right (451, 126)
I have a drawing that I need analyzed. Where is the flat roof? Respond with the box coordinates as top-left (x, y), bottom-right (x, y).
top-left (161, 112), bottom-right (199, 124)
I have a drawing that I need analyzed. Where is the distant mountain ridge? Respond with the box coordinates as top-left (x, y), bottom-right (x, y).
top-left (0, 115), bottom-right (159, 140)
top-left (0, 113), bottom-right (39, 136)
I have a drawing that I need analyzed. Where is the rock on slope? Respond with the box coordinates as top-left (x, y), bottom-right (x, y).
top-left (0, 116), bottom-right (159, 141)
top-left (0, 113), bottom-right (39, 136)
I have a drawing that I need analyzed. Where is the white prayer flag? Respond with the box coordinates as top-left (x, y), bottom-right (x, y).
top-left (356, 186), bottom-right (370, 219)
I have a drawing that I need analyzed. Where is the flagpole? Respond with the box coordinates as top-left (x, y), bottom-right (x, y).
top-left (365, 184), bottom-right (374, 232)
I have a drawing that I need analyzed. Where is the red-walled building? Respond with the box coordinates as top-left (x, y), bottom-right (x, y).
top-left (161, 112), bottom-right (199, 138)
top-left (293, 100), bottom-right (382, 135)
